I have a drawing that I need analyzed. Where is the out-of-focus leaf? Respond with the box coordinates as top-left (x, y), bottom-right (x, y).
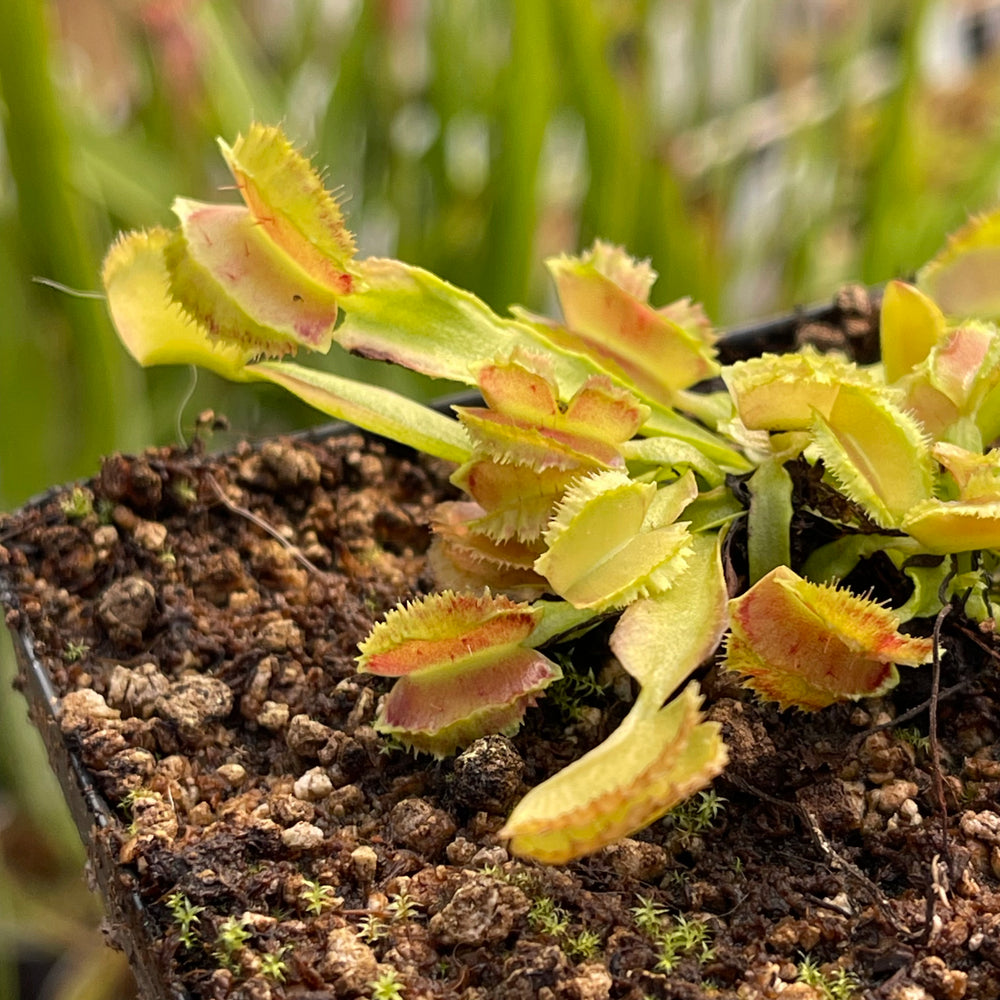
top-left (918, 207), bottom-right (1000, 321)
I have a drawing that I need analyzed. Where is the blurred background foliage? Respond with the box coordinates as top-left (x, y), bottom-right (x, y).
top-left (4, 0), bottom-right (1000, 996)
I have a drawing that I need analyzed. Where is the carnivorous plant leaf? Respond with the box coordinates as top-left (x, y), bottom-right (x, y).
top-left (168, 200), bottom-right (342, 356)
top-left (103, 230), bottom-right (473, 464)
top-left (746, 458), bottom-right (793, 584)
top-left (902, 497), bottom-right (1000, 554)
top-left (374, 648), bottom-right (562, 757)
top-left (500, 682), bottom-right (726, 864)
top-left (900, 323), bottom-right (1000, 445)
top-left (358, 589), bottom-right (539, 676)
top-left (219, 123), bottom-right (356, 292)
top-left (359, 590), bottom-right (561, 756)
top-left (725, 566), bottom-right (935, 711)
top-left (879, 280), bottom-right (946, 383)
top-left (620, 433), bottom-right (725, 488)
top-left (609, 531), bottom-right (728, 703)
top-left (543, 242), bottom-right (720, 402)
top-left (933, 441), bottom-right (1000, 499)
top-left (724, 349), bottom-right (873, 432)
top-left (334, 257), bottom-right (596, 391)
top-left (808, 383), bottom-right (934, 528)
top-left (250, 361), bottom-right (471, 464)
top-left (427, 501), bottom-right (549, 598)
top-left (102, 229), bottom-right (256, 380)
top-left (455, 362), bottom-right (646, 473)
top-left (374, 648), bottom-right (558, 757)
top-left (450, 461), bottom-right (581, 542)
top-left (535, 471), bottom-right (693, 611)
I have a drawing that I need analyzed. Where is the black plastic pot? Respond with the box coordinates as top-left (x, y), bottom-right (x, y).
top-left (0, 292), bottom-right (876, 999)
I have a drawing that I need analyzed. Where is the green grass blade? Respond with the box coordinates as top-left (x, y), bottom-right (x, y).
top-left (480, 0), bottom-right (555, 311)
top-left (859, 0), bottom-right (932, 282)
top-left (0, 0), bottom-right (148, 502)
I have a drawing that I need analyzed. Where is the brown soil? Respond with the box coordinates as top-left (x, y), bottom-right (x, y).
top-left (3, 290), bottom-right (1000, 999)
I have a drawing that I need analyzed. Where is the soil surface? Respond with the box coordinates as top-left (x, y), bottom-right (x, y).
top-left (4, 289), bottom-right (1000, 999)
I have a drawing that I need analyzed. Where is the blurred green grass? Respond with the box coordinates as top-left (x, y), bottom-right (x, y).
top-left (4, 1), bottom-right (1000, 996)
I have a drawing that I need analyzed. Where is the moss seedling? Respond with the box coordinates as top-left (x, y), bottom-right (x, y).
top-left (631, 895), bottom-right (670, 938)
top-left (528, 896), bottom-right (602, 961)
top-left (259, 946), bottom-right (289, 982)
top-left (528, 896), bottom-right (570, 938)
top-left (796, 955), bottom-right (861, 1000)
top-left (300, 878), bottom-right (339, 916)
top-left (62, 640), bottom-right (90, 663)
top-left (666, 788), bottom-right (727, 841)
top-left (564, 927), bottom-right (603, 961)
top-left (59, 486), bottom-right (94, 520)
top-left (632, 897), bottom-right (714, 973)
top-left (213, 915), bottom-right (252, 972)
top-left (165, 891), bottom-right (204, 951)
top-left (893, 725), bottom-right (931, 754)
top-left (357, 913), bottom-right (390, 944)
top-left (368, 967), bottom-right (406, 999)
top-left (653, 915), bottom-right (715, 973)
top-left (386, 888), bottom-right (421, 924)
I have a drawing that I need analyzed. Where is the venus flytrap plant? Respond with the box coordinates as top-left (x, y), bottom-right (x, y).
top-left (101, 122), bottom-right (1000, 865)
